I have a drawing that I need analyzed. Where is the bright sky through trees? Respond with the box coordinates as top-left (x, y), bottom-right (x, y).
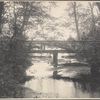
top-left (48, 1), bottom-right (99, 40)
top-left (3, 2), bottom-right (99, 40)
top-left (28, 1), bottom-right (77, 40)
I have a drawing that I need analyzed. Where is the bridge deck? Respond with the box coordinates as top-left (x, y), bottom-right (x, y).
top-left (29, 50), bottom-right (75, 53)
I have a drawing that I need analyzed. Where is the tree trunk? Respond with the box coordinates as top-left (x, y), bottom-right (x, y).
top-left (0, 2), bottom-right (4, 34)
top-left (89, 3), bottom-right (95, 36)
top-left (96, 3), bottom-right (100, 11)
top-left (72, 2), bottom-right (80, 40)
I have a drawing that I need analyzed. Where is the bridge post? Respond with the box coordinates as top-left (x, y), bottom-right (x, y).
top-left (43, 44), bottom-right (45, 50)
top-left (41, 43), bottom-right (42, 50)
top-left (53, 51), bottom-right (58, 78)
top-left (53, 52), bottom-right (58, 67)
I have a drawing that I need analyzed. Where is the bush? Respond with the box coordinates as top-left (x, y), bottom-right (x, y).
top-left (0, 34), bottom-right (32, 97)
top-left (76, 27), bottom-right (100, 76)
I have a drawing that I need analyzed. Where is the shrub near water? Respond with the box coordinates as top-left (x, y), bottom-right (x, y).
top-left (76, 27), bottom-right (100, 76)
top-left (0, 35), bottom-right (33, 97)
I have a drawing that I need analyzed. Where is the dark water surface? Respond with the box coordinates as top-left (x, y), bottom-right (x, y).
top-left (21, 54), bottom-right (100, 98)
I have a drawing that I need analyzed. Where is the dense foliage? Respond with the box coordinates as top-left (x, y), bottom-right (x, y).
top-left (0, 2), bottom-right (53, 97)
top-left (75, 23), bottom-right (100, 76)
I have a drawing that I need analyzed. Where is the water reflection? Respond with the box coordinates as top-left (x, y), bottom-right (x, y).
top-left (74, 79), bottom-right (100, 98)
top-left (53, 74), bottom-right (100, 98)
top-left (25, 77), bottom-right (76, 98)
top-left (23, 56), bottom-right (100, 98)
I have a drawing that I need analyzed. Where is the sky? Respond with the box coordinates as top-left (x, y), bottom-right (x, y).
top-left (51, 2), bottom-right (76, 39)
top-left (50, 1), bottom-right (67, 18)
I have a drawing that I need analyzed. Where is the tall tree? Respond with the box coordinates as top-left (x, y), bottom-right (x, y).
top-left (0, 2), bottom-right (4, 34)
top-left (64, 2), bottom-right (94, 40)
top-left (89, 2), bottom-right (95, 36)
top-left (71, 2), bottom-right (80, 40)
top-left (96, 2), bottom-right (100, 11)
top-left (0, 2), bottom-right (55, 97)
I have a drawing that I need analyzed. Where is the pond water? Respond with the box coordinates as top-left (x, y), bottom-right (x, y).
top-left (23, 53), bottom-right (100, 98)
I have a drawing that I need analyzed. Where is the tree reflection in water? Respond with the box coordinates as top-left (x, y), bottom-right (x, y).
top-left (51, 73), bottom-right (100, 96)
top-left (74, 75), bottom-right (100, 93)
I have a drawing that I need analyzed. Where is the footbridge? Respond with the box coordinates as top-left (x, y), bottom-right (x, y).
top-left (23, 40), bottom-right (76, 69)
top-left (26, 40), bottom-right (75, 53)
top-left (0, 39), bottom-right (90, 78)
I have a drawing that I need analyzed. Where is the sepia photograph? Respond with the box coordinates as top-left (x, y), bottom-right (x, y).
top-left (0, 1), bottom-right (100, 98)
